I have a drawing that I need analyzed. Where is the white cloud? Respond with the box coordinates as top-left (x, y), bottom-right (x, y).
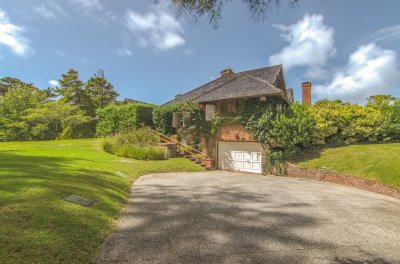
top-left (305, 66), bottom-right (331, 81)
top-left (33, 6), bottom-right (56, 19)
top-left (370, 24), bottom-right (400, 43)
top-left (117, 48), bottom-right (133, 57)
top-left (48, 80), bottom-right (59, 87)
top-left (269, 14), bottom-right (336, 70)
top-left (0, 9), bottom-right (32, 56)
top-left (124, 3), bottom-right (185, 51)
top-left (72, 0), bottom-right (102, 11)
top-left (33, 2), bottom-right (68, 19)
top-left (314, 43), bottom-right (399, 102)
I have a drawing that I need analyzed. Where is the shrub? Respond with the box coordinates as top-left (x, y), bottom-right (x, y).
top-left (246, 102), bottom-right (316, 174)
top-left (152, 104), bottom-right (180, 135)
top-left (113, 128), bottom-right (159, 146)
top-left (96, 103), bottom-right (154, 137)
top-left (102, 129), bottom-right (164, 160)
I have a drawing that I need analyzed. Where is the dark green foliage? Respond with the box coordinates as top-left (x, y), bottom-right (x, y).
top-left (246, 103), bottom-right (315, 174)
top-left (85, 69), bottom-right (119, 109)
top-left (247, 97), bottom-right (400, 174)
top-left (153, 104), bottom-right (182, 135)
top-left (153, 102), bottom-right (211, 151)
top-left (96, 103), bottom-right (155, 137)
top-left (55, 69), bottom-right (91, 114)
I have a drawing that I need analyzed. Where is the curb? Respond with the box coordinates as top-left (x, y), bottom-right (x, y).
top-left (287, 164), bottom-right (400, 199)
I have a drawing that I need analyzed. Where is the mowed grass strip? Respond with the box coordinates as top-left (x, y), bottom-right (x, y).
top-left (297, 143), bottom-right (400, 188)
top-left (0, 139), bottom-right (204, 264)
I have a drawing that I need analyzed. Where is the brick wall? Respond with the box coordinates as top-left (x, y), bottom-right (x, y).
top-left (216, 124), bottom-right (254, 141)
top-left (288, 164), bottom-right (400, 199)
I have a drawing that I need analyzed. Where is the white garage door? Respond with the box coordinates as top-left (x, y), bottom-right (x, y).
top-left (218, 141), bottom-right (263, 174)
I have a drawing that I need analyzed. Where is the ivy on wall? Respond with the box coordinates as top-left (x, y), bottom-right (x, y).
top-left (152, 95), bottom-right (400, 176)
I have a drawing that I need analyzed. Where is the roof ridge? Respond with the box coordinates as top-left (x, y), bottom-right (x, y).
top-left (189, 74), bottom-right (242, 102)
top-left (242, 73), bottom-right (279, 90)
top-left (162, 74), bottom-right (235, 105)
top-left (241, 64), bottom-right (282, 74)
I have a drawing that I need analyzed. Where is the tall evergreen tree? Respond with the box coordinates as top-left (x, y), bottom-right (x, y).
top-left (55, 69), bottom-right (94, 115)
top-left (85, 69), bottom-right (119, 109)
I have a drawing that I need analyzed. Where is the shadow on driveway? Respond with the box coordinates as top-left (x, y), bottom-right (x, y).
top-left (97, 171), bottom-right (400, 264)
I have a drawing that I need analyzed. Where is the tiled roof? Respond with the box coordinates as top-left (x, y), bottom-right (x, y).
top-left (163, 65), bottom-right (284, 105)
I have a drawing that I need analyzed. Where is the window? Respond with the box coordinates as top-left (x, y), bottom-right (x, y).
top-left (180, 115), bottom-right (186, 127)
top-left (205, 104), bottom-right (216, 121)
top-left (172, 112), bottom-right (180, 128)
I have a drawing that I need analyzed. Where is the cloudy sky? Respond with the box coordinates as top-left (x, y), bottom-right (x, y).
top-left (1, 0), bottom-right (399, 104)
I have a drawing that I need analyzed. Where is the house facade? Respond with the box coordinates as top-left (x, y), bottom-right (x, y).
top-left (163, 65), bottom-right (310, 174)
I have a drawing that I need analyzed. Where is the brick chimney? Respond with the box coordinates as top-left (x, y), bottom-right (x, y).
top-left (220, 68), bottom-right (234, 77)
top-left (301, 81), bottom-right (312, 105)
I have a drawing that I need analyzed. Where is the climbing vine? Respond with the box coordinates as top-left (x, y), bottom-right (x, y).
top-left (153, 95), bottom-right (400, 176)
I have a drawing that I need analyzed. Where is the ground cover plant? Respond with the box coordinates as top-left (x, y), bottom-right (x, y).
top-left (296, 143), bottom-right (400, 188)
top-left (0, 139), bottom-right (204, 264)
top-left (102, 128), bottom-right (165, 160)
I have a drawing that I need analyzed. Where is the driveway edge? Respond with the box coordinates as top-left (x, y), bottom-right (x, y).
top-left (288, 164), bottom-right (400, 199)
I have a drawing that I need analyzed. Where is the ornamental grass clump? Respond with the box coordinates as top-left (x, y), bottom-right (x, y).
top-left (103, 128), bottom-right (165, 160)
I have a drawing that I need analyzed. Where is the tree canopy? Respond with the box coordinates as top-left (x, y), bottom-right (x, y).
top-left (171, 0), bottom-right (300, 26)
top-left (0, 69), bottom-right (120, 141)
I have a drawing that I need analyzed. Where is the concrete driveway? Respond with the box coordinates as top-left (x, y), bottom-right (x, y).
top-left (97, 171), bottom-right (400, 264)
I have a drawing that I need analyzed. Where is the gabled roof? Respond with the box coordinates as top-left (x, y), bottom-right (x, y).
top-left (163, 65), bottom-right (285, 105)
top-left (123, 98), bottom-right (154, 105)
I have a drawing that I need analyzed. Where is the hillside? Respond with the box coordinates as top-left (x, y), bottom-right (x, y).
top-left (296, 143), bottom-right (400, 188)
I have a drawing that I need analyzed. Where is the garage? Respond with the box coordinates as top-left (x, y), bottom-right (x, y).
top-left (217, 141), bottom-right (263, 173)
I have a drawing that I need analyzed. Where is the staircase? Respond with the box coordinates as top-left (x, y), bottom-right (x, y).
top-left (146, 127), bottom-right (209, 169)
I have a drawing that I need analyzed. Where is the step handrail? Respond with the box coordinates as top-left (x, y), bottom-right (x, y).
top-left (146, 127), bottom-right (207, 158)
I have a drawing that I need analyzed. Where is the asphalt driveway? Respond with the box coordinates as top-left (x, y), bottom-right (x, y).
top-left (97, 171), bottom-right (400, 264)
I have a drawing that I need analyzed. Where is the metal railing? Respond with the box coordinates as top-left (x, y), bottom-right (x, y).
top-left (146, 127), bottom-right (208, 159)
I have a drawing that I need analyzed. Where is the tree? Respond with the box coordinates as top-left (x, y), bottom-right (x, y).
top-left (55, 69), bottom-right (89, 112)
top-left (0, 77), bottom-right (35, 96)
top-left (171, 0), bottom-right (300, 26)
top-left (85, 69), bottom-right (119, 109)
top-left (24, 102), bottom-right (91, 140)
top-left (0, 83), bottom-right (47, 141)
top-left (367, 95), bottom-right (400, 141)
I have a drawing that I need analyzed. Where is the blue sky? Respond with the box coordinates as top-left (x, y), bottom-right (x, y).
top-left (1, 0), bottom-right (399, 104)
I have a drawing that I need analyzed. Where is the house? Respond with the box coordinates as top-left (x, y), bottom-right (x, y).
top-left (163, 65), bottom-right (311, 174)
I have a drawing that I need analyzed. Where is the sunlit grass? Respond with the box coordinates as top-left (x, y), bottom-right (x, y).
top-left (297, 143), bottom-right (400, 188)
top-left (0, 139), bottom-right (203, 263)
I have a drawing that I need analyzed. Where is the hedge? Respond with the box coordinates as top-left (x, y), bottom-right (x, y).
top-left (96, 103), bottom-right (154, 136)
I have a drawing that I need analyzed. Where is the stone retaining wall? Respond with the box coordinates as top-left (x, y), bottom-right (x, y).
top-left (287, 164), bottom-right (400, 199)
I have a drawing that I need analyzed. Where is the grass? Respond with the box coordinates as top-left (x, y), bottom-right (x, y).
top-left (296, 143), bottom-right (400, 188)
top-left (0, 139), bottom-right (204, 264)
top-left (103, 141), bottom-right (165, 160)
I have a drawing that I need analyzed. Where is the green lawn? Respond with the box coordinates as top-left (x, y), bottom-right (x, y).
top-left (0, 139), bottom-right (204, 264)
top-left (296, 143), bottom-right (400, 188)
